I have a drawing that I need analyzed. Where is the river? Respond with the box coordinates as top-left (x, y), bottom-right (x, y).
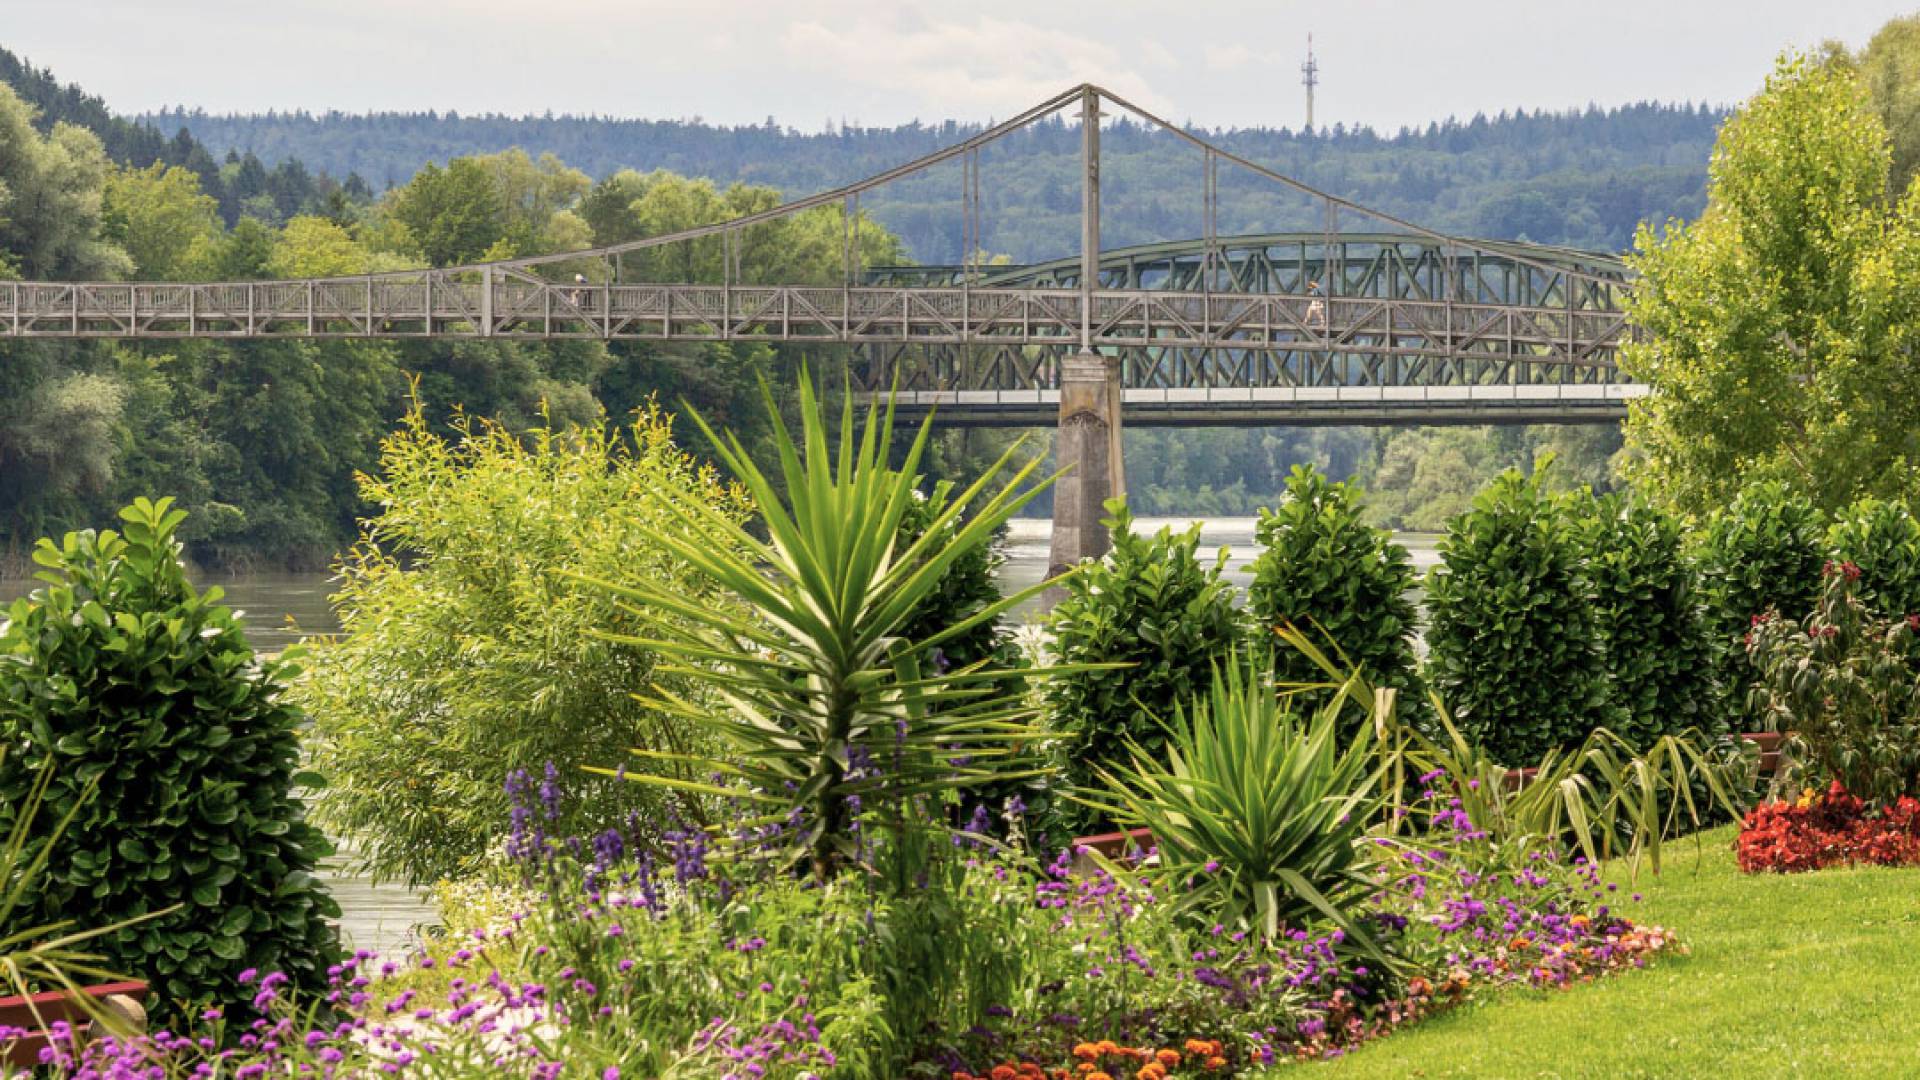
top-left (0, 519), bottom-right (1439, 956)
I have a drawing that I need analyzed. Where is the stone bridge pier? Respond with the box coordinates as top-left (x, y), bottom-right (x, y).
top-left (1046, 351), bottom-right (1125, 578)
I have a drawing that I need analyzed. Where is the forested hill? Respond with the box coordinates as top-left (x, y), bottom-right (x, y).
top-left (0, 47), bottom-right (359, 226)
top-left (146, 102), bottom-right (1723, 259)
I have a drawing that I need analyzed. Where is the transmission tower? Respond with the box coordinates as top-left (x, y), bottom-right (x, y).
top-left (1301, 34), bottom-right (1319, 131)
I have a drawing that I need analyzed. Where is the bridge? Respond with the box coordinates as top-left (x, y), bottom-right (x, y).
top-left (0, 84), bottom-right (1647, 570)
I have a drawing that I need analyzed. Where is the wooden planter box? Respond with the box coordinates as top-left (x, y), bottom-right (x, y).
top-left (1500, 767), bottom-right (1541, 793)
top-left (1741, 731), bottom-right (1786, 777)
top-left (0, 981), bottom-right (148, 1069)
top-left (1070, 826), bottom-right (1156, 867)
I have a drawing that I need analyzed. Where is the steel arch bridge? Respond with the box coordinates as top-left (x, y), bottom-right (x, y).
top-left (0, 84), bottom-right (1644, 428)
top-left (858, 230), bottom-right (1641, 426)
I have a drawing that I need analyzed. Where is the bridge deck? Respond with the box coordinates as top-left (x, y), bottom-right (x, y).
top-left (880, 382), bottom-right (1646, 427)
top-left (0, 280), bottom-right (1635, 362)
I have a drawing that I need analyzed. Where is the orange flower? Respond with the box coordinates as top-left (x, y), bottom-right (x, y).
top-left (1155, 1049), bottom-right (1181, 1068)
top-left (1183, 1038), bottom-right (1209, 1056)
top-left (1088, 1073), bottom-right (1115, 1080)
top-left (1510, 935), bottom-right (1532, 950)
top-left (1096, 1041), bottom-right (1121, 1057)
top-left (953, 1074), bottom-right (975, 1080)
top-left (1073, 1045), bottom-right (1102, 1062)
top-left (992, 1067), bottom-right (1019, 1080)
top-left (1135, 1066), bottom-right (1167, 1080)
top-left (1205, 1056), bottom-right (1228, 1071)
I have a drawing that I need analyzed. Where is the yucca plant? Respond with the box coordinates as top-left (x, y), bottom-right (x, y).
top-left (1079, 653), bottom-right (1390, 957)
top-left (580, 377), bottom-right (1061, 883)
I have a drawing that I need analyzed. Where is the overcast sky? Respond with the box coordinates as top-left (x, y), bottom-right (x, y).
top-left (7, 1), bottom-right (1916, 131)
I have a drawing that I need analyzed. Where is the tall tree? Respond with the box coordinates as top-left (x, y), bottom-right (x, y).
top-left (1621, 54), bottom-right (1920, 515)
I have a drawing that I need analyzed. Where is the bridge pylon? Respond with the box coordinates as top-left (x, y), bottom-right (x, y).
top-left (1047, 352), bottom-right (1125, 578)
top-left (1045, 86), bottom-right (1126, 586)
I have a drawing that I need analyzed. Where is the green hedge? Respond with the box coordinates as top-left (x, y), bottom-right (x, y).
top-left (1693, 481), bottom-right (1828, 732)
top-left (1577, 493), bottom-right (1722, 744)
top-left (1043, 500), bottom-right (1241, 832)
top-left (1424, 467), bottom-right (1614, 764)
top-left (1247, 464), bottom-right (1421, 732)
top-left (0, 498), bottom-right (338, 1020)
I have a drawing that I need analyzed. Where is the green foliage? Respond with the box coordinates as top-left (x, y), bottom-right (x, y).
top-left (0, 754), bottom-right (169, 1011)
top-left (1576, 493), bottom-right (1722, 744)
top-left (1622, 53), bottom-right (1920, 515)
top-left (297, 400), bottom-right (743, 886)
top-left (1748, 565), bottom-right (1920, 804)
top-left (1358, 424), bottom-right (1623, 532)
top-left (0, 498), bottom-right (338, 1020)
top-left (386, 158), bottom-right (505, 266)
top-left (1043, 501), bottom-right (1243, 832)
top-left (1085, 654), bottom-right (1387, 951)
top-left (1826, 496), bottom-right (1920, 618)
top-left (1423, 465), bottom-right (1613, 764)
top-left (1693, 480), bottom-right (1829, 732)
top-left (0, 84), bottom-right (131, 280)
top-left (586, 378), bottom-right (1054, 882)
top-left (1247, 464), bottom-right (1420, 729)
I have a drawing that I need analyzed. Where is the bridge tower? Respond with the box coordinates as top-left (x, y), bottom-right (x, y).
top-left (1047, 87), bottom-right (1126, 579)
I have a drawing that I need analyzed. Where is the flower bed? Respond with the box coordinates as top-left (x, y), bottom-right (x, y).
top-left (1736, 782), bottom-right (1920, 873)
top-left (7, 776), bottom-right (1687, 1079)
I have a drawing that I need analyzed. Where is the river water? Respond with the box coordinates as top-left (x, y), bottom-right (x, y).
top-left (0, 519), bottom-right (1438, 955)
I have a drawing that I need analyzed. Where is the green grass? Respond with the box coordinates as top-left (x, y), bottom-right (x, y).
top-left (1306, 825), bottom-right (1920, 1079)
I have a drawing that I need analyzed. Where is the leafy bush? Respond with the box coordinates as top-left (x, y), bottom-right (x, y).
top-left (1043, 500), bottom-right (1242, 832)
top-left (1576, 493), bottom-right (1723, 744)
top-left (1422, 466), bottom-right (1614, 764)
top-left (1247, 464), bottom-right (1420, 730)
top-left (297, 400), bottom-right (746, 886)
top-left (1747, 562), bottom-right (1920, 804)
top-left (1085, 654), bottom-right (1387, 951)
top-left (1693, 480), bottom-right (1827, 731)
top-left (0, 498), bottom-right (338, 1019)
top-left (1826, 496), bottom-right (1920, 619)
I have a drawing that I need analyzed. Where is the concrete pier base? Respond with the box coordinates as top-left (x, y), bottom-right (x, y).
top-left (1046, 351), bottom-right (1126, 580)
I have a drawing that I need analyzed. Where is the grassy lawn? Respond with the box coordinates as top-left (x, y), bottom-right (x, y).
top-left (1307, 825), bottom-right (1920, 1079)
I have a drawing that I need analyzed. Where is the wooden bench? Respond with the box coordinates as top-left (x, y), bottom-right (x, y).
top-left (0, 980), bottom-right (149, 1069)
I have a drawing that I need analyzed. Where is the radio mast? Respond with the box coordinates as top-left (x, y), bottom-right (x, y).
top-left (1301, 34), bottom-right (1319, 132)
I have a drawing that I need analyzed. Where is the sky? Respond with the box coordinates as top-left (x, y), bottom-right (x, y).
top-left (6, 1), bottom-right (1916, 132)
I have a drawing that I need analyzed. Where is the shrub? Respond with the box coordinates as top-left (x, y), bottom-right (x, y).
top-left (1747, 561), bottom-right (1920, 804)
top-left (1826, 496), bottom-right (1920, 619)
top-left (1247, 464), bottom-right (1420, 731)
top-left (1575, 493), bottom-right (1722, 744)
top-left (0, 498), bottom-right (338, 1019)
top-left (1084, 653), bottom-right (1387, 951)
top-left (1422, 466), bottom-right (1613, 764)
top-left (297, 400), bottom-right (746, 886)
top-left (1043, 500), bottom-right (1242, 832)
top-left (1693, 480), bottom-right (1827, 731)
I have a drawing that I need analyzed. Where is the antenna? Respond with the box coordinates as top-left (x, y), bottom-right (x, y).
top-left (1301, 34), bottom-right (1319, 132)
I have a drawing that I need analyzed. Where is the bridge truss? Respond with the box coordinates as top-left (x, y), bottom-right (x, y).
top-left (0, 85), bottom-right (1644, 427)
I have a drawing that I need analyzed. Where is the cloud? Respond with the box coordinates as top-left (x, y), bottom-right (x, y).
top-left (779, 15), bottom-right (1174, 121)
